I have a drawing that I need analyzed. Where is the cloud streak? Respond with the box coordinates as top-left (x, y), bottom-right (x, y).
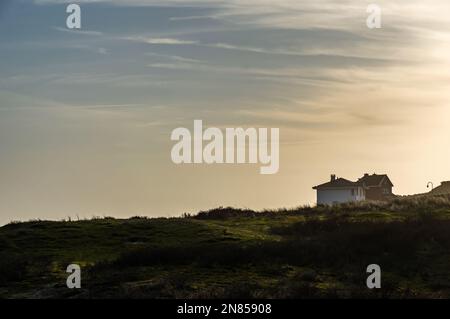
top-left (125, 37), bottom-right (198, 45)
top-left (53, 26), bottom-right (103, 36)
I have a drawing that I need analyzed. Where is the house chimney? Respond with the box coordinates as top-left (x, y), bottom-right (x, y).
top-left (364, 173), bottom-right (369, 177)
top-left (331, 174), bottom-right (336, 181)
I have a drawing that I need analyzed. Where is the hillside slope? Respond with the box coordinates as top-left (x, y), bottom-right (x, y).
top-left (2, 196), bottom-right (450, 298)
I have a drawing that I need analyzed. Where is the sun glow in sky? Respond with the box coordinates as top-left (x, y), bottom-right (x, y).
top-left (1, 0), bottom-right (450, 224)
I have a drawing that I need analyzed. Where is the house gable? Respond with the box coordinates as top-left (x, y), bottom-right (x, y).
top-left (358, 173), bottom-right (393, 188)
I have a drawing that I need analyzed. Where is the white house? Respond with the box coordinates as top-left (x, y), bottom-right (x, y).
top-left (312, 174), bottom-right (365, 205)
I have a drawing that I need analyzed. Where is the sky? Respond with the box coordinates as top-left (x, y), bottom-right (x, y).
top-left (1, 0), bottom-right (450, 224)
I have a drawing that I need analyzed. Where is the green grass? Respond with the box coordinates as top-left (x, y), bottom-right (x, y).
top-left (2, 195), bottom-right (450, 298)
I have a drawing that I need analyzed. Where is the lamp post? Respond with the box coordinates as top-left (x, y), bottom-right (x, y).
top-left (427, 182), bottom-right (434, 192)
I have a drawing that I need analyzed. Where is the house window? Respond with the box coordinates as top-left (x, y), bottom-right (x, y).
top-left (382, 188), bottom-right (390, 194)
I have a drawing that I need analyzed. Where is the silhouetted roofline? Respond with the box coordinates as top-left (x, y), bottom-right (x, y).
top-left (358, 173), bottom-right (393, 187)
top-left (313, 177), bottom-right (362, 190)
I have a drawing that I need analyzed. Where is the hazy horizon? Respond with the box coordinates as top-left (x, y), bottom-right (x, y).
top-left (1, 0), bottom-right (450, 225)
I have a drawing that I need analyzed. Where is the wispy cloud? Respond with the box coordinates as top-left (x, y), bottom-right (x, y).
top-left (145, 52), bottom-right (203, 63)
top-left (53, 26), bottom-right (103, 36)
top-left (97, 47), bottom-right (108, 54)
top-left (124, 36), bottom-right (198, 45)
top-left (169, 15), bottom-right (221, 21)
top-left (207, 42), bottom-right (268, 53)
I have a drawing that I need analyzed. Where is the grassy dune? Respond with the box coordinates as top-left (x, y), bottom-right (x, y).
top-left (2, 195), bottom-right (450, 298)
